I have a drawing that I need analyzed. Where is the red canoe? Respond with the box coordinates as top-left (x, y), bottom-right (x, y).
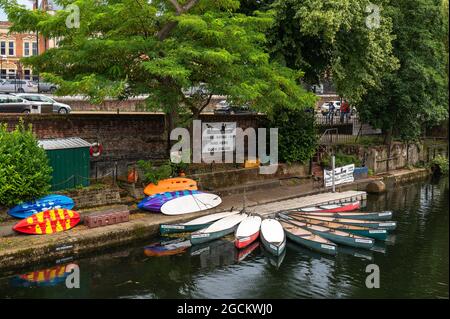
top-left (298, 201), bottom-right (360, 213)
top-left (234, 216), bottom-right (262, 249)
top-left (13, 209), bottom-right (80, 235)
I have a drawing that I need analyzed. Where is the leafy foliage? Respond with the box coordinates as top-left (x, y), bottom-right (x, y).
top-left (320, 152), bottom-right (362, 169)
top-left (0, 121), bottom-right (52, 207)
top-left (357, 0), bottom-right (449, 142)
top-left (267, 106), bottom-right (317, 163)
top-left (137, 160), bottom-right (174, 185)
top-left (0, 0), bottom-right (316, 126)
top-left (431, 155), bottom-right (449, 175)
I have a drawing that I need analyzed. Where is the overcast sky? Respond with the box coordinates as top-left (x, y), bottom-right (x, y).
top-left (1, 1), bottom-right (34, 22)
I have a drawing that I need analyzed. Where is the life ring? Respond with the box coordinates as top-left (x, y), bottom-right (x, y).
top-left (90, 143), bottom-right (103, 157)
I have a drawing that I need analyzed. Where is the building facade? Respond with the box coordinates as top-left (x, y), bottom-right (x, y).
top-left (0, 0), bottom-right (58, 80)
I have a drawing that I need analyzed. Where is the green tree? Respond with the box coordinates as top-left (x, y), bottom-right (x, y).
top-left (357, 0), bottom-right (449, 143)
top-left (249, 0), bottom-right (399, 103)
top-left (0, 121), bottom-right (52, 207)
top-left (0, 0), bottom-right (316, 128)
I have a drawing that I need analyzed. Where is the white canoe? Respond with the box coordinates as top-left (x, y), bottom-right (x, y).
top-left (260, 219), bottom-right (286, 256)
top-left (191, 213), bottom-right (248, 245)
top-left (184, 211), bottom-right (240, 226)
top-left (160, 193), bottom-right (222, 215)
top-left (235, 215), bottom-right (262, 248)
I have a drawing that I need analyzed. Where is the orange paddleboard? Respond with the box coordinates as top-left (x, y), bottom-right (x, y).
top-left (143, 178), bottom-right (198, 196)
top-left (13, 208), bottom-right (80, 235)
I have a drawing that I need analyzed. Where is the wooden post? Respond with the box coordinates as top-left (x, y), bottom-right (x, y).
top-left (332, 155), bottom-right (336, 193)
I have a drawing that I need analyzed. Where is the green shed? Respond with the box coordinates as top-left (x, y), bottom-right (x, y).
top-left (38, 137), bottom-right (92, 191)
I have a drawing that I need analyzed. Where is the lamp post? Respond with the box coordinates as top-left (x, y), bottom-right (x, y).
top-left (35, 0), bottom-right (40, 92)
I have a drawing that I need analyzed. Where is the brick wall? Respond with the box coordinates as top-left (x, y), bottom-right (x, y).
top-left (0, 113), bottom-right (264, 178)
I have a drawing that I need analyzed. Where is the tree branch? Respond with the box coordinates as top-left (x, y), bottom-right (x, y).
top-left (157, 0), bottom-right (200, 40)
top-left (167, 0), bottom-right (183, 14)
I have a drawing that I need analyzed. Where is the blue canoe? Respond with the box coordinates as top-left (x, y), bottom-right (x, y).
top-left (137, 190), bottom-right (201, 212)
top-left (8, 194), bottom-right (75, 219)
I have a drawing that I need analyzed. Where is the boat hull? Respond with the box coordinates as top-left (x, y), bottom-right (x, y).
top-left (159, 222), bottom-right (213, 235)
top-left (303, 227), bottom-right (374, 249)
top-left (260, 232), bottom-right (286, 256)
top-left (8, 195), bottom-right (75, 219)
top-left (235, 231), bottom-right (260, 249)
top-left (345, 229), bottom-right (389, 241)
top-left (300, 201), bottom-right (360, 213)
top-left (190, 225), bottom-right (238, 245)
top-left (138, 190), bottom-right (200, 212)
top-left (337, 220), bottom-right (397, 230)
top-left (298, 211), bottom-right (393, 221)
top-left (285, 231), bottom-right (337, 255)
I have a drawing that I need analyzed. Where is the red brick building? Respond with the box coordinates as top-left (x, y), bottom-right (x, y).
top-left (0, 0), bottom-right (57, 80)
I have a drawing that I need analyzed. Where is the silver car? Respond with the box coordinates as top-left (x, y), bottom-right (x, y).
top-left (0, 79), bottom-right (38, 93)
top-left (15, 93), bottom-right (72, 114)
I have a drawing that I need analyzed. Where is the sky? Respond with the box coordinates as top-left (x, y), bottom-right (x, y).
top-left (0, 0), bottom-right (34, 21)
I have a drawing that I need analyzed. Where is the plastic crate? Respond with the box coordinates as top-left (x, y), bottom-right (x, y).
top-left (84, 208), bottom-right (130, 228)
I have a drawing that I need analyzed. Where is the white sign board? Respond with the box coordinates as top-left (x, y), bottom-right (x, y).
top-left (202, 122), bottom-right (236, 153)
top-left (324, 164), bottom-right (355, 187)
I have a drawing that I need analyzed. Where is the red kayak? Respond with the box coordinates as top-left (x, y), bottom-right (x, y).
top-left (13, 209), bottom-right (80, 235)
top-left (298, 201), bottom-right (360, 213)
top-left (234, 216), bottom-right (262, 249)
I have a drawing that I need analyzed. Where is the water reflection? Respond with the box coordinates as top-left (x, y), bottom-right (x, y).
top-left (0, 178), bottom-right (447, 298)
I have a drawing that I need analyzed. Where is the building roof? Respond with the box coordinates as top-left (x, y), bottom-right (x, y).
top-left (38, 137), bottom-right (92, 150)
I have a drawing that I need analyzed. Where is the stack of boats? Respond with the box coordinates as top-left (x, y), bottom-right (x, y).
top-left (137, 178), bottom-right (222, 215)
top-left (151, 200), bottom-right (397, 258)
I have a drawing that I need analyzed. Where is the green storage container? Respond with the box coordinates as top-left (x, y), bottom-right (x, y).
top-left (38, 138), bottom-right (91, 191)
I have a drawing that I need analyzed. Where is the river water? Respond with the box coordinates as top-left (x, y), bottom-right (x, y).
top-left (0, 178), bottom-right (448, 299)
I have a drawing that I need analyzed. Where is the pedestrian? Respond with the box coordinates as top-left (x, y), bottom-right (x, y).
top-left (328, 102), bottom-right (335, 124)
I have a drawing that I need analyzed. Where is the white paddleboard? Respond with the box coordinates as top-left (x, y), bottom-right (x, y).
top-left (160, 193), bottom-right (222, 215)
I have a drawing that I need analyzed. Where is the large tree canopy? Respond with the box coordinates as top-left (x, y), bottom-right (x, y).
top-left (0, 0), bottom-right (317, 123)
top-left (357, 0), bottom-right (449, 142)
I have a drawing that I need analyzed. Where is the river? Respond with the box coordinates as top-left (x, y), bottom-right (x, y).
top-left (0, 178), bottom-right (448, 298)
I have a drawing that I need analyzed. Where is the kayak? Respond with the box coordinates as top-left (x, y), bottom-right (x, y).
top-left (260, 219), bottom-right (286, 256)
top-left (294, 211), bottom-right (393, 221)
top-left (279, 214), bottom-right (374, 249)
top-left (234, 215), bottom-right (262, 249)
top-left (159, 211), bottom-right (240, 235)
top-left (286, 214), bottom-right (389, 241)
top-left (296, 201), bottom-right (360, 213)
top-left (13, 209), bottom-right (80, 235)
top-left (190, 213), bottom-right (248, 245)
top-left (138, 190), bottom-right (201, 212)
top-left (8, 194), bottom-right (75, 219)
top-left (279, 220), bottom-right (337, 255)
top-left (291, 213), bottom-right (397, 230)
top-left (144, 178), bottom-right (197, 196)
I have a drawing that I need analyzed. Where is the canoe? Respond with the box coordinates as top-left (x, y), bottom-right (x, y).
top-left (144, 178), bottom-right (197, 196)
top-left (138, 190), bottom-right (201, 212)
top-left (234, 215), bottom-right (262, 249)
top-left (279, 214), bottom-right (374, 249)
top-left (286, 214), bottom-right (389, 241)
top-left (13, 209), bottom-right (80, 235)
top-left (297, 201), bottom-right (360, 213)
top-left (260, 219), bottom-right (286, 256)
top-left (291, 213), bottom-right (397, 230)
top-left (279, 220), bottom-right (337, 255)
top-left (159, 211), bottom-right (240, 235)
top-left (8, 194), bottom-right (75, 219)
top-left (294, 211), bottom-right (393, 221)
top-left (190, 213), bottom-right (248, 245)
top-left (144, 238), bottom-right (191, 257)
top-left (161, 193), bottom-right (222, 215)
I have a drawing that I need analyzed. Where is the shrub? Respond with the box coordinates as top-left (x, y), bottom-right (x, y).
top-left (431, 155), bottom-right (449, 175)
top-left (137, 160), bottom-right (174, 185)
top-left (0, 121), bottom-right (52, 207)
top-left (320, 152), bottom-right (362, 169)
top-left (267, 106), bottom-right (318, 164)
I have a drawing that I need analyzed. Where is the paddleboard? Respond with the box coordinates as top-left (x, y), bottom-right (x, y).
top-left (160, 193), bottom-right (222, 215)
top-left (13, 208), bottom-right (80, 235)
top-left (143, 178), bottom-right (198, 196)
top-left (138, 190), bottom-right (201, 212)
top-left (8, 194), bottom-right (75, 219)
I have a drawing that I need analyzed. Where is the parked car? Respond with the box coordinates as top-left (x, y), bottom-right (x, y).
top-left (0, 94), bottom-right (35, 113)
top-left (320, 101), bottom-right (341, 115)
top-left (31, 81), bottom-right (59, 93)
top-left (214, 101), bottom-right (257, 115)
top-left (0, 79), bottom-right (38, 93)
top-left (15, 93), bottom-right (72, 114)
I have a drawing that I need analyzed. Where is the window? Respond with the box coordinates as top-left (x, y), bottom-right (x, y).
top-left (8, 42), bottom-right (14, 56)
top-left (0, 41), bottom-right (5, 56)
top-left (24, 69), bottom-right (31, 80)
top-left (32, 42), bottom-right (38, 56)
top-left (24, 42), bottom-right (30, 57)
